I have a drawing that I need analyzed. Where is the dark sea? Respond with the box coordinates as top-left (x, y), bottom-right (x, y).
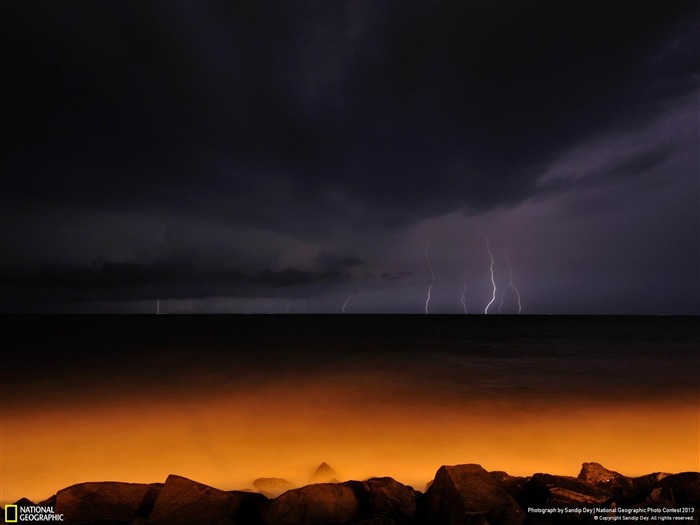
top-left (4, 315), bottom-right (698, 404)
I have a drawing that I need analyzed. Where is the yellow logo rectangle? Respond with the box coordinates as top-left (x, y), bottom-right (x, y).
top-left (5, 504), bottom-right (18, 523)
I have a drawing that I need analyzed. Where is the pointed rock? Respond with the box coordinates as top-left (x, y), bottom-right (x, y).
top-left (423, 464), bottom-right (525, 525)
top-left (309, 462), bottom-right (338, 484)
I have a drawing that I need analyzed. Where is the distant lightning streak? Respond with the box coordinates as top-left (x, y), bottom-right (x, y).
top-left (499, 247), bottom-right (522, 314)
top-left (156, 299), bottom-right (160, 315)
top-left (460, 269), bottom-right (469, 314)
top-left (481, 233), bottom-right (496, 314)
top-left (342, 295), bottom-right (351, 314)
top-left (424, 242), bottom-right (435, 314)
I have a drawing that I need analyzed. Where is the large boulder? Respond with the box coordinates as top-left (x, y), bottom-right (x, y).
top-left (262, 482), bottom-right (360, 525)
top-left (423, 464), bottom-right (525, 525)
top-left (577, 464), bottom-right (700, 508)
top-left (53, 481), bottom-right (162, 524)
top-left (519, 473), bottom-right (609, 509)
top-left (148, 474), bottom-right (265, 525)
top-left (575, 463), bottom-right (640, 504)
top-left (648, 472), bottom-right (700, 507)
top-left (262, 477), bottom-right (418, 525)
top-left (489, 472), bottom-right (527, 500)
top-left (361, 477), bottom-right (418, 522)
top-left (577, 463), bottom-right (623, 485)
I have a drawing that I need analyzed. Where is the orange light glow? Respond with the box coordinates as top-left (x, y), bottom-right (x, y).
top-left (2, 373), bottom-right (698, 505)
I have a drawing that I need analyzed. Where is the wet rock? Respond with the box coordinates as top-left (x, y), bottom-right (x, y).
top-left (263, 482), bottom-right (360, 525)
top-left (423, 464), bottom-right (525, 525)
top-left (53, 481), bottom-right (162, 524)
top-left (148, 474), bottom-right (257, 525)
top-left (252, 478), bottom-right (295, 498)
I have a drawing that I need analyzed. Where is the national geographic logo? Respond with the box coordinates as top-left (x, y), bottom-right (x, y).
top-left (3, 505), bottom-right (64, 522)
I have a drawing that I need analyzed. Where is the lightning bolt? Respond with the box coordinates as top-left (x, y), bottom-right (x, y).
top-left (424, 242), bottom-right (435, 314)
top-left (481, 233), bottom-right (497, 314)
top-left (498, 246), bottom-right (522, 314)
top-left (460, 268), bottom-right (469, 314)
top-left (342, 295), bottom-right (351, 314)
top-left (156, 299), bottom-right (161, 315)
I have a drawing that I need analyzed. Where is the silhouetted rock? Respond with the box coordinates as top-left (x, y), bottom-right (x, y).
top-left (8, 463), bottom-right (699, 525)
top-left (309, 462), bottom-right (339, 483)
top-left (39, 494), bottom-right (57, 507)
top-left (253, 477), bottom-right (295, 498)
top-left (148, 474), bottom-right (263, 525)
top-left (573, 463), bottom-right (639, 505)
top-left (423, 464), bottom-right (525, 525)
top-left (361, 477), bottom-right (418, 522)
top-left (489, 471), bottom-right (527, 499)
top-left (263, 482), bottom-right (360, 525)
top-left (649, 472), bottom-right (700, 507)
top-left (577, 463), bottom-right (623, 485)
top-left (519, 473), bottom-right (609, 510)
top-left (53, 481), bottom-right (162, 524)
top-left (232, 490), bottom-right (268, 525)
top-left (13, 498), bottom-right (36, 507)
top-left (262, 477), bottom-right (417, 525)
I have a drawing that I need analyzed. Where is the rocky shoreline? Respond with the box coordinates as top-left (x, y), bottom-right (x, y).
top-left (3, 462), bottom-right (698, 524)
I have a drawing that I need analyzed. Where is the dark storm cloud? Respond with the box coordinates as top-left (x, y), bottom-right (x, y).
top-left (315, 250), bottom-right (364, 270)
top-left (1, 259), bottom-right (351, 310)
top-left (537, 143), bottom-right (677, 194)
top-left (1, 1), bottom-right (698, 311)
top-left (2, 1), bottom-right (696, 227)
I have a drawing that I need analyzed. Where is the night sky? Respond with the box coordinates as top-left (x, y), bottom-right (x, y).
top-left (2, 1), bottom-right (698, 314)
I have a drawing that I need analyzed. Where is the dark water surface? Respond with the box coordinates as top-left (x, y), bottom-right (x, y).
top-left (4, 315), bottom-right (698, 406)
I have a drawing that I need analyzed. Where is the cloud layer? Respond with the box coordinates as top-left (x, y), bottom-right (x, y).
top-left (2, 1), bottom-right (698, 312)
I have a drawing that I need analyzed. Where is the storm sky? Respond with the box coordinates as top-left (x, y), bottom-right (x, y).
top-left (2, 0), bottom-right (698, 314)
